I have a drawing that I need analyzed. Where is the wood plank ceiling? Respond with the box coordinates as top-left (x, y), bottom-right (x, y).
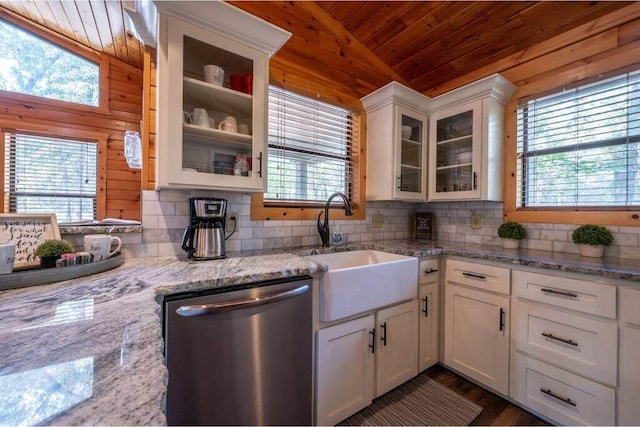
top-left (0, 0), bottom-right (144, 69)
top-left (0, 1), bottom-right (633, 98)
top-left (231, 1), bottom-right (634, 97)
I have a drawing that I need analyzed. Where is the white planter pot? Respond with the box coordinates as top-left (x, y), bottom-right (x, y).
top-left (578, 244), bottom-right (605, 258)
top-left (501, 238), bottom-right (520, 249)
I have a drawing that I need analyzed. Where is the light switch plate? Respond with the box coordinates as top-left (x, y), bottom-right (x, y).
top-left (373, 214), bottom-right (384, 228)
top-left (471, 215), bottom-right (482, 229)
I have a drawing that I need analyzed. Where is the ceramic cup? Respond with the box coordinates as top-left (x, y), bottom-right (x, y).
top-left (238, 123), bottom-right (250, 135)
top-left (84, 234), bottom-right (122, 262)
top-left (401, 126), bottom-right (412, 139)
top-left (192, 108), bottom-right (209, 127)
top-left (218, 116), bottom-right (238, 133)
top-left (230, 74), bottom-right (244, 92)
top-left (203, 65), bottom-right (224, 86)
top-left (0, 243), bottom-right (15, 275)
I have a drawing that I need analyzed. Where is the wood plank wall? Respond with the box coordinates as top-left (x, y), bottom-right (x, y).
top-left (142, 47), bottom-right (157, 191)
top-left (0, 55), bottom-right (144, 220)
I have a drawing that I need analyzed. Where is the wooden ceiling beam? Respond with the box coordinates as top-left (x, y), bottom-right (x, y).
top-left (296, 1), bottom-right (408, 87)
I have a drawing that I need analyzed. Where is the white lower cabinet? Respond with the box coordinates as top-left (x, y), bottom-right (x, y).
top-left (316, 300), bottom-right (419, 425)
top-left (511, 299), bottom-right (618, 386)
top-left (444, 283), bottom-right (510, 395)
top-left (316, 315), bottom-right (375, 426)
top-left (376, 300), bottom-right (420, 396)
top-left (510, 351), bottom-right (615, 426)
top-left (510, 269), bottom-right (617, 426)
top-left (619, 287), bottom-right (640, 425)
top-left (418, 259), bottom-right (439, 371)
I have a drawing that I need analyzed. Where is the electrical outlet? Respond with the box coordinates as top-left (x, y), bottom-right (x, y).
top-left (471, 215), bottom-right (482, 229)
top-left (372, 214), bottom-right (384, 228)
top-left (226, 213), bottom-right (238, 233)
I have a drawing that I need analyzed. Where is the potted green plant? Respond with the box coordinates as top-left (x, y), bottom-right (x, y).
top-left (34, 239), bottom-right (74, 268)
top-left (572, 224), bottom-right (614, 258)
top-left (497, 221), bottom-right (527, 249)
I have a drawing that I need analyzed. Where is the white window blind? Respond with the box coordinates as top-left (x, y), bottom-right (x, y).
top-left (266, 86), bottom-right (359, 204)
top-left (4, 133), bottom-right (97, 222)
top-left (517, 70), bottom-right (640, 208)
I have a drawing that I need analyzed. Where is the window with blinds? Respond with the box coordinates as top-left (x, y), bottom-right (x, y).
top-left (517, 70), bottom-right (640, 208)
top-left (266, 86), bottom-right (359, 205)
top-left (4, 133), bottom-right (98, 222)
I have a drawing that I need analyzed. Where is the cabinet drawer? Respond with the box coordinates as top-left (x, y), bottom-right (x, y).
top-left (512, 300), bottom-right (617, 386)
top-left (419, 259), bottom-right (439, 285)
top-left (620, 287), bottom-right (640, 326)
top-left (446, 259), bottom-right (510, 295)
top-left (510, 352), bottom-right (615, 426)
top-left (512, 270), bottom-right (616, 319)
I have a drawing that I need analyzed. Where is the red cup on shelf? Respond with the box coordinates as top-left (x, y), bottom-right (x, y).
top-left (244, 73), bottom-right (253, 94)
top-left (230, 75), bottom-right (244, 92)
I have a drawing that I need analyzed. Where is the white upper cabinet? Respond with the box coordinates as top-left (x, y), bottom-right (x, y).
top-left (362, 82), bottom-right (430, 201)
top-left (154, 2), bottom-right (290, 191)
top-left (428, 74), bottom-right (516, 201)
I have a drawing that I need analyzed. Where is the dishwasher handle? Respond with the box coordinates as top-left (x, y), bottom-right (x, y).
top-left (176, 284), bottom-right (309, 316)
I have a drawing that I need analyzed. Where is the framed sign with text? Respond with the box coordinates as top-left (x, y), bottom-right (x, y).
top-left (413, 211), bottom-right (435, 240)
top-left (0, 214), bottom-right (60, 269)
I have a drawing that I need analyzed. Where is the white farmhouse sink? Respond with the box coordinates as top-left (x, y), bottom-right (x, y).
top-left (306, 250), bottom-right (418, 321)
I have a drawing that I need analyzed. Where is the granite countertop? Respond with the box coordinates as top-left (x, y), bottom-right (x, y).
top-left (1, 240), bottom-right (639, 426)
top-left (0, 254), bottom-right (321, 426)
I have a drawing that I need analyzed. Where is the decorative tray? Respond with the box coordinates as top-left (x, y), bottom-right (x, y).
top-left (0, 254), bottom-right (124, 291)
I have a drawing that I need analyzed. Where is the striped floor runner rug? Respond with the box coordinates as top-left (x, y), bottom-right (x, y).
top-left (339, 371), bottom-right (483, 426)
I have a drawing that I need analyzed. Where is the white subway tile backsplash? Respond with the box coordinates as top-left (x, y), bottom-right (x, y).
top-left (241, 239), bottom-right (263, 251)
top-left (105, 190), bottom-right (634, 260)
top-left (253, 227), bottom-right (274, 239)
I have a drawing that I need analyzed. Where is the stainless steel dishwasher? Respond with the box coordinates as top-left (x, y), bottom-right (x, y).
top-left (163, 276), bottom-right (313, 426)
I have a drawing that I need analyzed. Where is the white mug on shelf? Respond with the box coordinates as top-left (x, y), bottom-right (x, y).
top-left (218, 116), bottom-right (238, 133)
top-left (203, 65), bottom-right (224, 86)
top-left (193, 108), bottom-right (209, 127)
top-left (83, 234), bottom-right (122, 262)
top-left (0, 243), bottom-right (15, 275)
top-left (238, 123), bottom-right (250, 135)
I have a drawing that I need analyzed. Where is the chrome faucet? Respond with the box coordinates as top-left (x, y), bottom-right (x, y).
top-left (317, 192), bottom-right (354, 247)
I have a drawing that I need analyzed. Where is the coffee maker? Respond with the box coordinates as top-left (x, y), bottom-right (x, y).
top-left (182, 197), bottom-right (229, 260)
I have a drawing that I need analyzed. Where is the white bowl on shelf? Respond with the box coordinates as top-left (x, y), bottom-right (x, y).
top-left (456, 151), bottom-right (472, 163)
top-left (401, 126), bottom-right (412, 139)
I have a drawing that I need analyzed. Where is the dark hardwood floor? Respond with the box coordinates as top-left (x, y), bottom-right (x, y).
top-left (424, 364), bottom-right (552, 426)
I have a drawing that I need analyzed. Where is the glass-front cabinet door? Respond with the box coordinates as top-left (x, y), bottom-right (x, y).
top-left (156, 14), bottom-right (267, 191)
top-left (395, 106), bottom-right (427, 200)
top-left (428, 100), bottom-right (482, 200)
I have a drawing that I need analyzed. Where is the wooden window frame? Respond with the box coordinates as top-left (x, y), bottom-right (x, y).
top-left (251, 86), bottom-right (366, 221)
top-left (0, 122), bottom-right (108, 220)
top-left (0, 8), bottom-right (110, 115)
top-left (503, 66), bottom-right (640, 226)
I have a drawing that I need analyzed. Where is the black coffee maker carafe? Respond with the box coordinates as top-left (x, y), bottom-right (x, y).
top-left (182, 197), bottom-right (231, 260)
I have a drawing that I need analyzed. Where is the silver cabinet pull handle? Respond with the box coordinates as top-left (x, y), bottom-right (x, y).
top-left (540, 388), bottom-right (577, 407)
top-left (540, 288), bottom-right (578, 298)
top-left (542, 332), bottom-right (578, 347)
top-left (462, 271), bottom-right (486, 280)
top-left (176, 284), bottom-right (309, 316)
